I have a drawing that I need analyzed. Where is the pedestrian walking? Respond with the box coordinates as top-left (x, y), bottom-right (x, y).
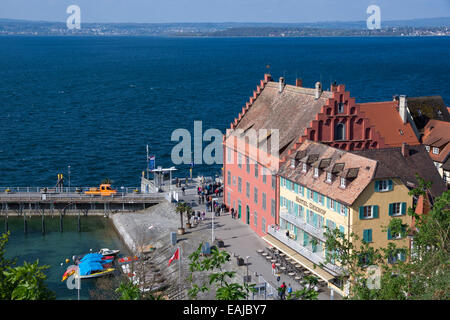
top-left (181, 186), bottom-right (185, 196)
top-left (287, 283), bottom-right (293, 297)
top-left (280, 282), bottom-right (287, 300)
top-left (272, 262), bottom-right (276, 275)
top-left (231, 208), bottom-right (235, 219)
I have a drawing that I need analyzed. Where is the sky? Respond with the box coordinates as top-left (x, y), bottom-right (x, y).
top-left (0, 0), bottom-right (449, 23)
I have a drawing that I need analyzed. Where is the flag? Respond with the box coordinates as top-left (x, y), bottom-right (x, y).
top-left (168, 248), bottom-right (179, 266)
top-left (148, 155), bottom-right (155, 170)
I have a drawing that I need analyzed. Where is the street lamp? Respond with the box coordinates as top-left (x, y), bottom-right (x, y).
top-left (246, 256), bottom-right (250, 300)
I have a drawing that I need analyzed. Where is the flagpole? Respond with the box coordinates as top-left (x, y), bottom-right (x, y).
top-left (146, 145), bottom-right (149, 180)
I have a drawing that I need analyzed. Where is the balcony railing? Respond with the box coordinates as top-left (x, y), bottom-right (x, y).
top-left (267, 225), bottom-right (342, 276)
top-left (280, 209), bottom-right (326, 242)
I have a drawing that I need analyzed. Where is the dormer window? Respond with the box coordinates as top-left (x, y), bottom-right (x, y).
top-left (290, 159), bottom-right (296, 168)
top-left (313, 168), bottom-right (319, 178)
top-left (302, 163), bottom-right (307, 173)
top-left (425, 145), bottom-right (430, 152)
top-left (433, 147), bottom-right (439, 155)
top-left (326, 172), bottom-right (332, 183)
top-left (340, 177), bottom-right (346, 188)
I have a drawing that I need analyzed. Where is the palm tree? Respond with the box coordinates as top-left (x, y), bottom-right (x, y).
top-left (175, 202), bottom-right (187, 235)
top-left (185, 205), bottom-right (193, 229)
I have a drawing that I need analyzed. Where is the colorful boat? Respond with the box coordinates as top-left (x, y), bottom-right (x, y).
top-left (75, 259), bottom-right (115, 279)
top-left (62, 265), bottom-right (77, 281)
top-left (118, 256), bottom-right (139, 264)
top-left (99, 248), bottom-right (120, 256)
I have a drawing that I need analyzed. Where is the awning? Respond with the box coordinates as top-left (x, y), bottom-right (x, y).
top-left (262, 234), bottom-right (335, 282)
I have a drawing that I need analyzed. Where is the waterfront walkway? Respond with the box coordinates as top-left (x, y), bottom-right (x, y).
top-left (177, 180), bottom-right (341, 300)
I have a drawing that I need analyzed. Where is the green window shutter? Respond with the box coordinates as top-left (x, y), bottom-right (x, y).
top-left (387, 228), bottom-right (392, 240)
top-left (294, 183), bottom-right (298, 193)
top-left (301, 186), bottom-right (304, 196)
top-left (306, 188), bottom-right (310, 199)
top-left (337, 202), bottom-right (341, 214)
top-left (401, 202), bottom-right (406, 215)
top-left (389, 203), bottom-right (394, 216)
top-left (388, 180), bottom-right (393, 191)
top-left (368, 229), bottom-right (372, 242)
top-left (359, 206), bottom-right (364, 219)
top-left (326, 197), bottom-right (330, 209)
top-left (374, 181), bottom-right (379, 192)
top-left (313, 192), bottom-right (318, 202)
top-left (363, 229), bottom-right (368, 242)
top-left (373, 205), bottom-right (379, 218)
top-left (339, 226), bottom-right (345, 235)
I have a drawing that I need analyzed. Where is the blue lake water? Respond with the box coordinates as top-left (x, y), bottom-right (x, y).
top-left (0, 35), bottom-right (449, 300)
top-left (0, 36), bottom-right (449, 188)
top-left (3, 216), bottom-right (129, 300)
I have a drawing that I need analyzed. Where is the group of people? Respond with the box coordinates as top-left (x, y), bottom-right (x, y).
top-left (230, 207), bottom-right (238, 219)
top-left (272, 262), bottom-right (293, 299)
top-left (197, 182), bottom-right (223, 203)
top-left (192, 210), bottom-right (206, 222)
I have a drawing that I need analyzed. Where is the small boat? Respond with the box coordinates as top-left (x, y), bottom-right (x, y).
top-left (76, 268), bottom-right (115, 279)
top-left (118, 256), bottom-right (139, 264)
top-left (99, 248), bottom-right (120, 256)
top-left (73, 253), bottom-right (115, 265)
top-left (62, 265), bottom-right (77, 282)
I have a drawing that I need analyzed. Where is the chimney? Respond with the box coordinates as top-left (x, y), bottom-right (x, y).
top-left (279, 77), bottom-right (285, 93)
top-left (296, 78), bottom-right (303, 87)
top-left (315, 82), bottom-right (322, 99)
top-left (399, 95), bottom-right (408, 124)
top-left (401, 142), bottom-right (409, 158)
top-left (330, 81), bottom-right (338, 92)
top-left (264, 74), bottom-right (272, 82)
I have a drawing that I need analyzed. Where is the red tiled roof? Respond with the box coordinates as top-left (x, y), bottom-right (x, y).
top-left (230, 79), bottom-right (331, 158)
top-left (358, 101), bottom-right (420, 147)
top-left (278, 140), bottom-right (377, 206)
top-left (422, 119), bottom-right (450, 163)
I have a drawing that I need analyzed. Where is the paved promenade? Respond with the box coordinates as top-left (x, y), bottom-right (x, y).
top-left (178, 179), bottom-right (341, 300)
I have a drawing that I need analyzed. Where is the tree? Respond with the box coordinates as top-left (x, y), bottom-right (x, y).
top-left (286, 275), bottom-right (320, 300)
top-left (187, 243), bottom-right (255, 300)
top-left (323, 176), bottom-right (449, 300)
top-left (0, 232), bottom-right (55, 300)
top-left (115, 281), bottom-right (141, 300)
top-left (176, 202), bottom-right (191, 234)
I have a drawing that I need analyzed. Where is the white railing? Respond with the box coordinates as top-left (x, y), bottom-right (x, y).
top-left (267, 225), bottom-right (342, 276)
top-left (280, 209), bottom-right (326, 242)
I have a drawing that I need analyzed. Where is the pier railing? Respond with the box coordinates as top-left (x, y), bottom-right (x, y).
top-left (0, 186), bottom-right (141, 194)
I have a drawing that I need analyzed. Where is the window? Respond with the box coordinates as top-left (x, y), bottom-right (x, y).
top-left (425, 145), bottom-right (430, 152)
top-left (246, 182), bottom-right (250, 198)
top-left (262, 168), bottom-right (266, 184)
top-left (314, 168), bottom-right (319, 178)
top-left (389, 202), bottom-right (405, 216)
top-left (238, 153), bottom-right (242, 168)
top-left (359, 205), bottom-right (379, 219)
top-left (227, 192), bottom-right (231, 205)
top-left (340, 177), bottom-right (346, 188)
top-left (433, 147), bottom-right (439, 155)
top-left (388, 226), bottom-right (405, 240)
top-left (290, 159), bottom-right (296, 168)
top-left (330, 198), bottom-right (335, 210)
top-left (255, 162), bottom-right (259, 178)
top-left (337, 102), bottom-right (345, 113)
top-left (271, 199), bottom-right (275, 217)
top-left (254, 211), bottom-right (258, 227)
top-left (254, 187), bottom-right (258, 204)
top-left (340, 204), bottom-right (346, 216)
top-left (232, 176), bottom-right (236, 186)
top-left (335, 123), bottom-right (345, 141)
top-left (302, 163), bottom-right (307, 172)
top-left (376, 179), bottom-right (393, 192)
top-left (262, 192), bottom-right (266, 210)
top-left (238, 177), bottom-right (242, 193)
top-left (227, 171), bottom-right (231, 185)
top-left (262, 218), bottom-right (266, 234)
top-left (271, 175), bottom-right (276, 190)
top-left (246, 157), bottom-right (250, 173)
top-left (318, 193), bottom-right (324, 205)
top-left (326, 172), bottom-right (332, 183)
top-left (388, 250), bottom-right (406, 264)
top-left (227, 148), bottom-right (232, 164)
top-left (363, 229), bottom-right (373, 243)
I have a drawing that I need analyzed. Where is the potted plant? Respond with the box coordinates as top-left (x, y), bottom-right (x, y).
top-left (185, 206), bottom-right (193, 229)
top-left (176, 202), bottom-right (187, 235)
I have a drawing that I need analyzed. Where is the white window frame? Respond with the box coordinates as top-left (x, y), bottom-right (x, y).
top-left (425, 145), bottom-right (430, 152)
top-left (432, 147), bottom-right (439, 155)
top-left (379, 180), bottom-right (389, 191)
top-left (363, 206), bottom-right (373, 219)
top-left (340, 177), bottom-right (346, 188)
top-left (330, 199), bottom-right (335, 210)
top-left (392, 202), bottom-right (402, 216)
top-left (302, 163), bottom-right (307, 173)
top-left (326, 172), bottom-right (332, 183)
top-left (340, 204), bottom-right (346, 215)
top-left (314, 167), bottom-right (319, 178)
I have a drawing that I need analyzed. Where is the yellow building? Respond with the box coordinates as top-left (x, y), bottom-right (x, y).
top-left (263, 140), bottom-right (446, 296)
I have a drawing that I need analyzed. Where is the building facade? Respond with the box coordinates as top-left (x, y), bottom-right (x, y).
top-left (264, 140), bottom-right (446, 296)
